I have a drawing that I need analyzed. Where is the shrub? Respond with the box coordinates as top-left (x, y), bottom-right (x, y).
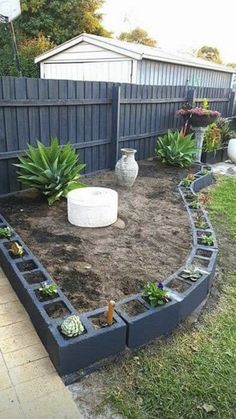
top-left (203, 123), bottom-right (222, 151)
top-left (156, 130), bottom-right (197, 167)
top-left (15, 138), bottom-right (86, 205)
top-left (215, 118), bottom-right (236, 145)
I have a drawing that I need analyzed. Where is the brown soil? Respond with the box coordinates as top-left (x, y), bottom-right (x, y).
top-left (45, 302), bottom-right (70, 319)
top-left (167, 278), bottom-right (191, 293)
top-left (90, 313), bottom-right (114, 329)
top-left (121, 300), bottom-right (147, 316)
top-left (0, 160), bottom-right (193, 312)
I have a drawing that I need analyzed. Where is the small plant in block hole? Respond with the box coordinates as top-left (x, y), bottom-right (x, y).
top-left (91, 301), bottom-right (116, 329)
top-left (199, 234), bottom-right (214, 246)
top-left (195, 212), bottom-right (208, 229)
top-left (180, 266), bottom-right (203, 282)
top-left (60, 315), bottom-right (85, 338)
top-left (199, 193), bottom-right (209, 206)
top-left (38, 282), bottom-right (58, 298)
top-left (9, 242), bottom-right (24, 258)
top-left (184, 192), bottom-right (196, 202)
top-left (143, 282), bottom-right (169, 307)
top-left (189, 198), bottom-right (201, 209)
top-left (201, 167), bottom-right (211, 175)
top-left (0, 227), bottom-right (13, 239)
top-left (181, 174), bottom-right (195, 187)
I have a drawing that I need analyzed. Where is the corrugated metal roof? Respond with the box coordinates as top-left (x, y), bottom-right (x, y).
top-left (35, 33), bottom-right (235, 74)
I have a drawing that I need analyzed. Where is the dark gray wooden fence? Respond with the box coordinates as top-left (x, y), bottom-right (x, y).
top-left (0, 76), bottom-right (235, 195)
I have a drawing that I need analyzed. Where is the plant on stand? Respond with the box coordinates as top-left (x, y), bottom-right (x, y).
top-left (177, 99), bottom-right (221, 162)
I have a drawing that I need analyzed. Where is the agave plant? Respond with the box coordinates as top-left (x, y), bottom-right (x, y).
top-left (15, 138), bottom-right (86, 205)
top-left (156, 130), bottom-right (197, 168)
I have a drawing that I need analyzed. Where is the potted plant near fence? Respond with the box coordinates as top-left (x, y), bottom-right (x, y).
top-left (177, 99), bottom-right (221, 162)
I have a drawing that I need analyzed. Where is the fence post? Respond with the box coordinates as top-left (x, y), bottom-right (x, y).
top-left (227, 90), bottom-right (236, 116)
top-left (111, 83), bottom-right (121, 168)
top-left (186, 88), bottom-right (196, 106)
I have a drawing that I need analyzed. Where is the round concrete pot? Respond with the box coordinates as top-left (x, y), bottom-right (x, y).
top-left (227, 138), bottom-right (236, 163)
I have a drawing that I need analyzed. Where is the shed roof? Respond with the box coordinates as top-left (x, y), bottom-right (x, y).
top-left (35, 33), bottom-right (235, 74)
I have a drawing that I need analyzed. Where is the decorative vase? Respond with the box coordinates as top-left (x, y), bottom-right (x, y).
top-left (227, 138), bottom-right (236, 163)
top-left (115, 148), bottom-right (139, 187)
top-left (192, 126), bottom-right (206, 162)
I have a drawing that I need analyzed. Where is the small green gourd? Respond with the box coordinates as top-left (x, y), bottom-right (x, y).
top-left (61, 315), bottom-right (84, 337)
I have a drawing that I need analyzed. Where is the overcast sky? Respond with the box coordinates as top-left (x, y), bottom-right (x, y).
top-left (101, 0), bottom-right (236, 63)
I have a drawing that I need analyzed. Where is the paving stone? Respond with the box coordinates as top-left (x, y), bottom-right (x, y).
top-left (9, 357), bottom-right (55, 386)
top-left (0, 405), bottom-right (24, 419)
top-left (0, 387), bottom-right (18, 412)
top-left (0, 351), bottom-right (5, 367)
top-left (4, 343), bottom-right (48, 369)
top-left (22, 389), bottom-right (82, 419)
top-left (0, 300), bottom-right (25, 316)
top-left (0, 331), bottom-right (40, 354)
top-left (0, 320), bottom-right (34, 343)
top-left (0, 310), bottom-right (28, 327)
top-left (0, 290), bottom-right (18, 304)
top-left (0, 366), bottom-right (12, 391)
top-left (15, 373), bottom-right (66, 404)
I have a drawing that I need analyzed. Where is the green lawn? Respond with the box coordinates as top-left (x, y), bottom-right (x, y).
top-left (103, 177), bottom-right (236, 419)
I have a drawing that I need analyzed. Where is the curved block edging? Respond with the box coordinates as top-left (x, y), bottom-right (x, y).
top-left (0, 165), bottom-right (218, 374)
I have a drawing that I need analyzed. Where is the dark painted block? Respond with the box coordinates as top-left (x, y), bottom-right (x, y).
top-left (46, 307), bottom-right (127, 375)
top-left (116, 293), bottom-right (180, 349)
top-left (163, 271), bottom-right (209, 322)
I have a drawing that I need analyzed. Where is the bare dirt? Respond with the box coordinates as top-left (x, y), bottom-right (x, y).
top-left (0, 160), bottom-right (193, 312)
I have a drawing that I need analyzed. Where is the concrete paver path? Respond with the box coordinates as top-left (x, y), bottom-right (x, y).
top-left (0, 267), bottom-right (83, 419)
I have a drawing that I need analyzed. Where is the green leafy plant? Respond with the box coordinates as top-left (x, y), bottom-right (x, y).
top-left (201, 167), bottom-right (211, 175)
top-left (180, 266), bottom-right (203, 282)
top-left (38, 282), bottom-right (58, 297)
top-left (201, 98), bottom-right (209, 110)
top-left (0, 227), bottom-right (13, 239)
top-left (189, 198), bottom-right (201, 209)
top-left (61, 315), bottom-right (85, 337)
top-left (200, 234), bottom-right (214, 246)
top-left (9, 242), bottom-right (24, 257)
top-left (215, 118), bottom-right (236, 145)
top-left (156, 130), bottom-right (197, 168)
top-left (203, 123), bottom-right (222, 152)
top-left (143, 282), bottom-right (169, 307)
top-left (181, 173), bottom-right (195, 187)
top-left (15, 138), bottom-right (86, 205)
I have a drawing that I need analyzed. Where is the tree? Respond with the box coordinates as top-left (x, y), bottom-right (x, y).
top-left (227, 63), bottom-right (236, 69)
top-left (119, 27), bottom-right (157, 47)
top-left (196, 46), bottom-right (222, 64)
top-left (15, 0), bottom-right (111, 45)
top-left (19, 35), bottom-right (55, 78)
top-left (0, 0), bottom-right (111, 77)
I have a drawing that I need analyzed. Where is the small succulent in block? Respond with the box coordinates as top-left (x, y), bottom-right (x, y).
top-left (201, 167), bottom-right (211, 175)
top-left (61, 315), bottom-right (85, 338)
top-left (195, 213), bottom-right (208, 229)
top-left (189, 198), bottom-right (201, 209)
top-left (38, 282), bottom-right (58, 298)
top-left (180, 266), bottom-right (202, 282)
top-left (0, 227), bottom-right (13, 239)
top-left (9, 242), bottom-right (24, 257)
top-left (200, 234), bottom-right (214, 246)
top-left (181, 174), bottom-right (195, 188)
top-left (143, 282), bottom-right (169, 307)
top-left (199, 193), bottom-right (209, 206)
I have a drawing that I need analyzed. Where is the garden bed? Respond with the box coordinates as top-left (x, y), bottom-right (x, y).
top-left (0, 160), bottom-right (193, 312)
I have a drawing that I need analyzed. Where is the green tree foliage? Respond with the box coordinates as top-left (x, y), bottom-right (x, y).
top-left (16, 0), bottom-right (111, 45)
top-left (227, 63), bottom-right (236, 68)
top-left (0, 0), bottom-right (110, 77)
top-left (19, 35), bottom-right (54, 78)
top-left (119, 27), bottom-right (157, 47)
top-left (196, 46), bottom-right (222, 64)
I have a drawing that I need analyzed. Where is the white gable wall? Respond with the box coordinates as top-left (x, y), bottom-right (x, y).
top-left (40, 41), bottom-right (136, 83)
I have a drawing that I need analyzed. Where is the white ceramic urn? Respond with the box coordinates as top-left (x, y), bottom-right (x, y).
top-left (228, 138), bottom-right (236, 163)
top-left (115, 148), bottom-right (139, 187)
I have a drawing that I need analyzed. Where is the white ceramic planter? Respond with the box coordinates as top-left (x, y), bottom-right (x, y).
top-left (227, 138), bottom-right (236, 163)
top-left (67, 187), bottom-right (118, 228)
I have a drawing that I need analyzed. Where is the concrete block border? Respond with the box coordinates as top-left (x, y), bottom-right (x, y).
top-left (0, 164), bottom-right (218, 375)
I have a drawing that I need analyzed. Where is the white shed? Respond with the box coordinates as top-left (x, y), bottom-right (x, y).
top-left (35, 33), bottom-right (235, 88)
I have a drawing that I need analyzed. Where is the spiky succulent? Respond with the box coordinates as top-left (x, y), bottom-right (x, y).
top-left (156, 131), bottom-right (197, 168)
top-left (15, 138), bottom-right (86, 205)
top-left (61, 315), bottom-right (84, 338)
